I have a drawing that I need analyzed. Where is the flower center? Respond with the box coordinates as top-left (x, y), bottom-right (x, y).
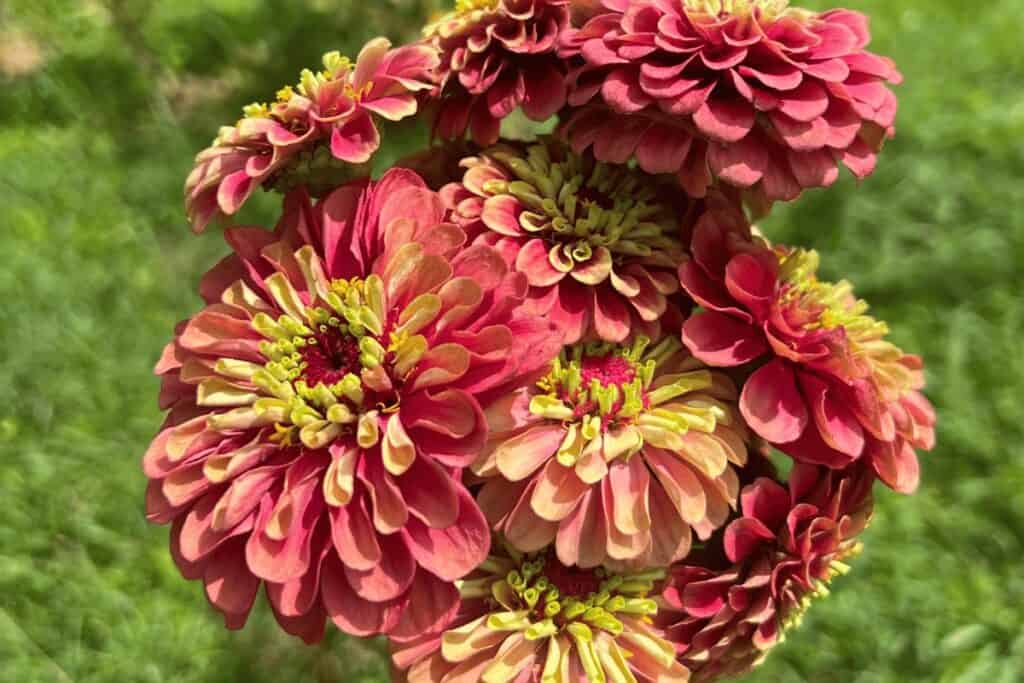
top-left (683, 0), bottom-right (791, 20)
top-left (244, 273), bottom-right (415, 449)
top-left (454, 0), bottom-right (500, 15)
top-left (465, 549), bottom-right (663, 639)
top-left (485, 143), bottom-right (681, 266)
top-left (534, 339), bottom-right (655, 425)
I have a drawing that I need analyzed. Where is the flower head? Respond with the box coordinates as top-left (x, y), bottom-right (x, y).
top-left (184, 39), bottom-right (438, 233)
top-left (560, 0), bottom-right (902, 202)
top-left (442, 138), bottom-right (721, 343)
top-left (657, 464), bottom-right (873, 680)
top-left (475, 333), bottom-right (749, 570)
top-left (678, 211), bottom-right (936, 491)
top-left (147, 169), bottom-right (561, 641)
top-left (425, 0), bottom-right (570, 145)
top-left (393, 540), bottom-right (691, 682)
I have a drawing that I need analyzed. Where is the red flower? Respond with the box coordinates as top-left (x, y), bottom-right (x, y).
top-left (441, 138), bottom-right (738, 343)
top-left (678, 209), bottom-right (935, 492)
top-left (474, 333), bottom-right (750, 571)
top-left (425, 0), bottom-right (571, 146)
top-left (560, 0), bottom-right (902, 203)
top-left (657, 463), bottom-right (873, 681)
top-left (146, 169), bottom-right (560, 641)
top-left (185, 39), bottom-right (438, 233)
top-left (391, 540), bottom-right (690, 682)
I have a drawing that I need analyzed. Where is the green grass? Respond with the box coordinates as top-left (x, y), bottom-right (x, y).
top-left (0, 1), bottom-right (1021, 681)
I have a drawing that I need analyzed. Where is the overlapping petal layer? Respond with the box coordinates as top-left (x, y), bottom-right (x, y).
top-left (657, 463), bottom-right (873, 681)
top-left (184, 39), bottom-right (438, 232)
top-left (475, 333), bottom-right (749, 570)
top-left (147, 169), bottom-right (561, 640)
top-left (560, 0), bottom-right (902, 203)
top-left (678, 208), bottom-right (935, 491)
top-left (392, 540), bottom-right (691, 682)
top-left (425, 0), bottom-right (571, 145)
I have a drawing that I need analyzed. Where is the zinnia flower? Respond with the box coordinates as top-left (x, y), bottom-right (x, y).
top-left (678, 209), bottom-right (935, 492)
top-left (184, 38), bottom-right (438, 233)
top-left (424, 0), bottom-right (570, 146)
top-left (392, 540), bottom-right (691, 682)
top-left (474, 332), bottom-right (749, 570)
top-left (560, 0), bottom-right (902, 202)
top-left (145, 168), bottom-right (560, 641)
top-left (441, 138), bottom-right (716, 343)
top-left (657, 463), bottom-right (873, 681)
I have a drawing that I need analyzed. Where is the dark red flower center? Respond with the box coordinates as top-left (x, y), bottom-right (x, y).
top-left (300, 328), bottom-right (363, 387)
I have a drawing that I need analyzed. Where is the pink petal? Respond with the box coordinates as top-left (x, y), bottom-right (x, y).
top-left (693, 98), bottom-right (755, 143)
top-left (740, 359), bottom-right (809, 444)
top-left (515, 238), bottom-right (566, 287)
top-left (401, 486), bottom-right (490, 581)
top-left (343, 531), bottom-right (417, 601)
top-left (682, 310), bottom-right (768, 367)
top-left (331, 111), bottom-right (381, 164)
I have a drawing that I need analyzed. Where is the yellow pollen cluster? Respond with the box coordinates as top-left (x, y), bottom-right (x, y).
top-left (455, 0), bottom-right (500, 15)
top-left (529, 336), bottom-right (727, 467)
top-left (777, 248), bottom-right (886, 336)
top-left (485, 143), bottom-right (682, 266)
top-left (241, 50), bottom-right (355, 121)
top-left (460, 550), bottom-right (662, 644)
top-left (683, 0), bottom-right (793, 21)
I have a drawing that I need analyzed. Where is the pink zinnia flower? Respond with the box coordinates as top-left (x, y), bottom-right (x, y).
top-left (678, 210), bottom-right (935, 492)
top-left (657, 463), bottom-right (872, 681)
top-left (145, 169), bottom-right (560, 642)
top-left (560, 0), bottom-right (902, 203)
top-left (184, 39), bottom-right (438, 233)
top-left (442, 138), bottom-right (728, 343)
top-left (474, 332), bottom-right (749, 571)
top-left (392, 539), bottom-right (691, 682)
top-left (424, 0), bottom-right (570, 146)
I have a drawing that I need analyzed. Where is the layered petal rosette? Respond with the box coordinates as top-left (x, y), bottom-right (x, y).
top-left (424, 0), bottom-right (570, 145)
top-left (184, 39), bottom-right (438, 233)
top-left (146, 169), bottom-right (561, 641)
top-left (392, 540), bottom-right (691, 682)
top-left (475, 333), bottom-right (749, 570)
top-left (679, 211), bottom-right (935, 492)
top-left (441, 139), bottom-right (708, 343)
top-left (657, 464), bottom-right (872, 681)
top-left (560, 0), bottom-right (902, 202)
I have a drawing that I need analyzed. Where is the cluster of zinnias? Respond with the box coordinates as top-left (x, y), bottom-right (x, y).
top-left (153, 1), bottom-right (933, 681)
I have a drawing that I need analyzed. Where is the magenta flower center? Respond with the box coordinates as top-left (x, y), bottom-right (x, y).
top-left (299, 327), bottom-right (363, 388)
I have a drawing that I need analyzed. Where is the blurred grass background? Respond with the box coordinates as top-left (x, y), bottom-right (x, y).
top-left (0, 0), bottom-right (1021, 681)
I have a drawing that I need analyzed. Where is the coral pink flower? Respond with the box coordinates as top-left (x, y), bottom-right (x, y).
top-left (442, 138), bottom-right (725, 344)
top-left (678, 209), bottom-right (935, 492)
top-left (145, 169), bottom-right (561, 641)
top-left (657, 464), bottom-right (873, 681)
top-left (392, 540), bottom-right (691, 682)
top-left (474, 332), bottom-right (749, 571)
top-left (424, 0), bottom-right (570, 146)
top-left (184, 39), bottom-right (438, 233)
top-left (560, 0), bottom-right (902, 203)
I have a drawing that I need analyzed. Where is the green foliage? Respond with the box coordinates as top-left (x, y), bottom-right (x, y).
top-left (0, 0), bottom-right (1021, 681)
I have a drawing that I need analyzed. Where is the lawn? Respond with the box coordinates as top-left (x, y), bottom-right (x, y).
top-left (0, 1), bottom-right (1021, 681)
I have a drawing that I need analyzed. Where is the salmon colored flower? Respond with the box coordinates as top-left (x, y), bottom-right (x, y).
top-left (392, 540), bottom-right (691, 682)
top-left (560, 0), bottom-right (902, 203)
top-left (657, 464), bottom-right (872, 681)
top-left (441, 138), bottom-right (712, 343)
top-left (678, 210), bottom-right (935, 492)
top-left (474, 333), bottom-right (749, 571)
top-left (184, 39), bottom-right (438, 233)
top-left (425, 0), bottom-right (570, 146)
top-left (145, 169), bottom-right (561, 642)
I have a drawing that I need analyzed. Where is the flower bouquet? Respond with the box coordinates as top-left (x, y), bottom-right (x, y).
top-left (145, 1), bottom-right (935, 680)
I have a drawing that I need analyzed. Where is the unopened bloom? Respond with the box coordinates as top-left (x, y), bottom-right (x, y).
top-left (184, 39), bottom-right (438, 232)
top-left (560, 0), bottom-right (902, 202)
top-left (425, 0), bottom-right (570, 145)
top-left (146, 169), bottom-right (559, 641)
top-left (442, 138), bottom-right (713, 343)
top-left (678, 210), bottom-right (934, 491)
top-left (657, 464), bottom-right (873, 680)
top-left (393, 540), bottom-right (691, 682)
top-left (475, 333), bottom-right (748, 570)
